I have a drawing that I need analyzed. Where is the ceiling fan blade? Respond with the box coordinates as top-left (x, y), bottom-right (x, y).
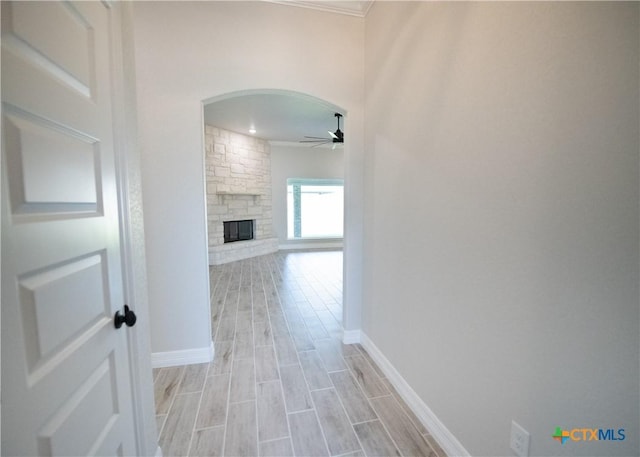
top-left (301, 113), bottom-right (344, 147)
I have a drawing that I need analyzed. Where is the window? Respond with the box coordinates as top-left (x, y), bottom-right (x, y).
top-left (287, 178), bottom-right (344, 239)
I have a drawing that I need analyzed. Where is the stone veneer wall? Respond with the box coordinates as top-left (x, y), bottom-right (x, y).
top-left (205, 125), bottom-right (277, 264)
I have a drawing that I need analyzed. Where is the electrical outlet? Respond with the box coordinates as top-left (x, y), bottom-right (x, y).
top-left (510, 420), bottom-right (530, 457)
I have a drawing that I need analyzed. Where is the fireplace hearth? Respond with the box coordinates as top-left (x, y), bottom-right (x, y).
top-left (224, 219), bottom-right (254, 243)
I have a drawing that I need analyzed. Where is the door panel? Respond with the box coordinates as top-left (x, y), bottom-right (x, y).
top-left (2, 1), bottom-right (95, 97)
top-left (2, 1), bottom-right (137, 455)
top-left (18, 252), bottom-right (109, 382)
top-left (38, 356), bottom-right (119, 456)
top-left (4, 107), bottom-right (100, 212)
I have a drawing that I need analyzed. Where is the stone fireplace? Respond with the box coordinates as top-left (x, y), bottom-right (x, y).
top-left (205, 126), bottom-right (278, 264)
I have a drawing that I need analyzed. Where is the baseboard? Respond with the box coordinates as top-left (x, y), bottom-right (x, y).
top-left (360, 332), bottom-right (470, 457)
top-left (342, 329), bottom-right (361, 344)
top-left (151, 340), bottom-right (215, 368)
top-left (279, 241), bottom-right (343, 250)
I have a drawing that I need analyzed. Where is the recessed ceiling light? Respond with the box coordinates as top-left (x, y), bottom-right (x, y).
top-left (249, 127), bottom-right (256, 134)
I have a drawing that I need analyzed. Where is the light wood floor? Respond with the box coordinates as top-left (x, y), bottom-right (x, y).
top-left (153, 250), bottom-right (447, 457)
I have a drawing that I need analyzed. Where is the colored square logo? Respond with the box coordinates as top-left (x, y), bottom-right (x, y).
top-left (553, 427), bottom-right (570, 444)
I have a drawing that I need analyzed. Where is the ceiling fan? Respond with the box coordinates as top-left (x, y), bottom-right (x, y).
top-left (300, 112), bottom-right (344, 148)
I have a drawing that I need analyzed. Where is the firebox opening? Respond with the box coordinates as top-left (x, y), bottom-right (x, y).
top-left (224, 219), bottom-right (254, 243)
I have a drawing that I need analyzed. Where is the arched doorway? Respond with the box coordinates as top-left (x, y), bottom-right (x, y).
top-left (201, 89), bottom-right (351, 340)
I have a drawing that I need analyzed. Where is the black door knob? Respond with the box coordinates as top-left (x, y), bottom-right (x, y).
top-left (114, 305), bottom-right (137, 329)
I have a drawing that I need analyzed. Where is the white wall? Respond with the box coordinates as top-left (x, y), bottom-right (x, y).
top-left (270, 143), bottom-right (345, 247)
top-left (364, 2), bottom-right (639, 456)
top-left (132, 1), bottom-right (365, 355)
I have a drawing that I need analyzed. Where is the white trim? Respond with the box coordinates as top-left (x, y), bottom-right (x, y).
top-left (360, 332), bottom-right (471, 457)
top-left (152, 341), bottom-right (215, 368)
top-left (279, 241), bottom-right (343, 250)
top-left (110, 3), bottom-right (158, 455)
top-left (264, 1), bottom-right (373, 18)
top-left (342, 329), bottom-right (361, 344)
top-left (360, 0), bottom-right (374, 16)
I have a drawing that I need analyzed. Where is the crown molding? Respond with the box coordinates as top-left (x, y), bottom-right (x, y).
top-left (265, 1), bottom-right (373, 18)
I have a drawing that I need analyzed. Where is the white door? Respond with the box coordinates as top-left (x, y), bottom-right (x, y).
top-left (2, 1), bottom-right (138, 455)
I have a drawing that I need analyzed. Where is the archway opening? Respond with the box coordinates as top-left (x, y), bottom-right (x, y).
top-left (201, 89), bottom-right (350, 341)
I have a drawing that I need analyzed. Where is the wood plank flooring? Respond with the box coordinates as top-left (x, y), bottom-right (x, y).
top-left (154, 250), bottom-right (447, 457)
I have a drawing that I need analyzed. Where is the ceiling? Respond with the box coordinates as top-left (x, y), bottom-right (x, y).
top-left (204, 2), bottom-right (368, 144)
top-left (203, 93), bottom-right (344, 143)
top-left (265, 1), bottom-right (373, 17)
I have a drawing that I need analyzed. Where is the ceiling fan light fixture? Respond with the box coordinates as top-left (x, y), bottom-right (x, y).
top-left (300, 112), bottom-right (344, 147)
top-left (331, 113), bottom-right (344, 143)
